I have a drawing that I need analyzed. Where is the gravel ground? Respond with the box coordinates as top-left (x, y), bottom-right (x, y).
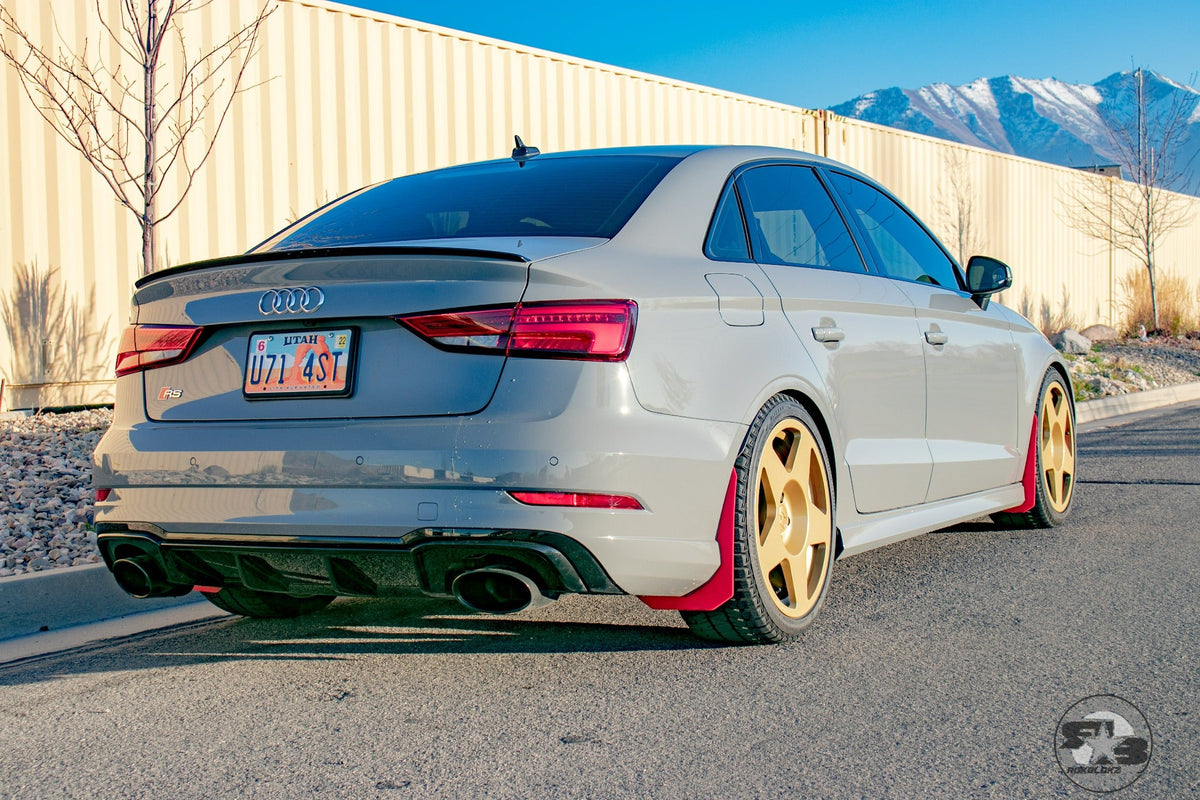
top-left (3, 336), bottom-right (1200, 580)
top-left (0, 408), bottom-right (109, 577)
top-left (1066, 335), bottom-right (1200, 398)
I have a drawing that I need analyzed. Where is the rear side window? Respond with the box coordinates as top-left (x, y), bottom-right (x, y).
top-left (705, 185), bottom-right (752, 261)
top-left (737, 165), bottom-right (865, 273)
top-left (260, 156), bottom-right (680, 251)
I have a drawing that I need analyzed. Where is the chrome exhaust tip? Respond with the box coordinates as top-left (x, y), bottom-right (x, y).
top-left (451, 568), bottom-right (554, 614)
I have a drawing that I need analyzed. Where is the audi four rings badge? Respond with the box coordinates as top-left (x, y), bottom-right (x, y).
top-left (259, 287), bottom-right (325, 315)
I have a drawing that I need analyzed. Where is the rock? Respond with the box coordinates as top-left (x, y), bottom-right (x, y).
top-left (1051, 329), bottom-right (1092, 354)
top-left (1080, 324), bottom-right (1120, 342)
top-left (1, 408), bottom-right (113, 579)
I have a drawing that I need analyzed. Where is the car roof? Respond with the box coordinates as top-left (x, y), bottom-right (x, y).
top-left (445, 143), bottom-right (866, 177)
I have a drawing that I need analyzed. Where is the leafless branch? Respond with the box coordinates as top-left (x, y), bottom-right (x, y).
top-left (1062, 69), bottom-right (1197, 331)
top-left (935, 148), bottom-right (986, 265)
top-left (0, 1), bottom-right (275, 275)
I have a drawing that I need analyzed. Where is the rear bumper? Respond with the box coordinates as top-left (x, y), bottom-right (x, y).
top-left (94, 361), bottom-right (747, 596)
top-left (96, 526), bottom-right (618, 598)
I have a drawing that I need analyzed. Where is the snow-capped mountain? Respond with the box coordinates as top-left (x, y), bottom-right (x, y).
top-left (831, 71), bottom-right (1200, 196)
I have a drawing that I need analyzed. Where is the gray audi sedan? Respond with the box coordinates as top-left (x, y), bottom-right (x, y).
top-left (93, 144), bottom-right (1075, 643)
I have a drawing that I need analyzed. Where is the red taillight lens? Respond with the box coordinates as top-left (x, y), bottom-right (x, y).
top-left (509, 491), bottom-right (644, 510)
top-left (95, 488), bottom-right (112, 502)
top-left (114, 324), bottom-right (203, 376)
top-left (397, 300), bottom-right (636, 361)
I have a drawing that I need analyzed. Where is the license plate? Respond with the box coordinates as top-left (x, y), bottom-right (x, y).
top-left (244, 328), bottom-right (354, 397)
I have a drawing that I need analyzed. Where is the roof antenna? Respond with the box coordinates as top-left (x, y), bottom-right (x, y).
top-left (511, 135), bottom-right (540, 167)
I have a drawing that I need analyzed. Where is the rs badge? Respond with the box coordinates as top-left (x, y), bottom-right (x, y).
top-left (158, 387), bottom-right (183, 400)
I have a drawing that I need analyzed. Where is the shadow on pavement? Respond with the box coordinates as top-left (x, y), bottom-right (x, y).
top-left (0, 593), bottom-right (730, 683)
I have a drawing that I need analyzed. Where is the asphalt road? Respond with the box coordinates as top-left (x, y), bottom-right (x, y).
top-left (1, 404), bottom-right (1198, 799)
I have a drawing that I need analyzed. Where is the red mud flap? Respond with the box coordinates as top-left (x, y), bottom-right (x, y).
top-left (1002, 414), bottom-right (1039, 514)
top-left (638, 470), bottom-right (736, 612)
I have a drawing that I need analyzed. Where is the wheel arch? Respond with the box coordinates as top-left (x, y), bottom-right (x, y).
top-left (772, 387), bottom-right (846, 559)
top-left (1047, 360), bottom-right (1075, 412)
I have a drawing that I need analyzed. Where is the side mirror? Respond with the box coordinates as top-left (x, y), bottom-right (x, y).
top-left (965, 256), bottom-right (1012, 309)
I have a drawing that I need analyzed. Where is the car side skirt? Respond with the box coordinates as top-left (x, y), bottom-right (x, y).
top-left (837, 483), bottom-right (1025, 558)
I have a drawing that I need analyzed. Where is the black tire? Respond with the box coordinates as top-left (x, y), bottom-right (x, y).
top-left (993, 370), bottom-right (1076, 529)
top-left (682, 395), bottom-right (835, 644)
top-left (203, 586), bottom-right (335, 618)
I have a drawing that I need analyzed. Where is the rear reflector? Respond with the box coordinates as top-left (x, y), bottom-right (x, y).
top-left (509, 491), bottom-right (644, 510)
top-left (115, 325), bottom-right (203, 376)
top-left (397, 300), bottom-right (636, 361)
top-left (95, 488), bottom-right (112, 502)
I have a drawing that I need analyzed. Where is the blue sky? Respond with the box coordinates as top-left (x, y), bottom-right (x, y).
top-left (348, 0), bottom-right (1199, 109)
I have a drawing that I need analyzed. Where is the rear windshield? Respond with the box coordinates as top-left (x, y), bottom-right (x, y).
top-left (259, 155), bottom-right (680, 251)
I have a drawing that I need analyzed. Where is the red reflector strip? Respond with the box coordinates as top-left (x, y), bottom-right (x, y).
top-left (115, 325), bottom-right (203, 376)
top-left (509, 491), bottom-right (644, 510)
top-left (396, 300), bottom-right (636, 361)
top-left (193, 585), bottom-right (222, 594)
top-left (95, 488), bottom-right (112, 502)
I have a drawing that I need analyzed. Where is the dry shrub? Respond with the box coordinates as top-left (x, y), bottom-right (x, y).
top-left (1017, 287), bottom-right (1084, 338)
top-left (1119, 269), bottom-right (1199, 335)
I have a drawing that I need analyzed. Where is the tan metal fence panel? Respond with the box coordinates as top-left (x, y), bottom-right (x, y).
top-left (2, 0), bottom-right (1199, 407)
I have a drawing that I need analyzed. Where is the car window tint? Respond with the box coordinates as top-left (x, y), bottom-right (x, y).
top-left (705, 184), bottom-right (751, 261)
top-left (737, 166), bottom-right (865, 272)
top-left (260, 156), bottom-right (681, 250)
top-left (828, 172), bottom-right (961, 289)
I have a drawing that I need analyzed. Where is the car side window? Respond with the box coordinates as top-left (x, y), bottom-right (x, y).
top-left (705, 183), bottom-right (752, 261)
top-left (827, 172), bottom-right (962, 290)
top-left (736, 166), bottom-right (865, 273)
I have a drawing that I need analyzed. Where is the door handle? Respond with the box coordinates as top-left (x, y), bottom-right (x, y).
top-left (924, 330), bottom-right (949, 345)
top-left (812, 326), bottom-right (845, 343)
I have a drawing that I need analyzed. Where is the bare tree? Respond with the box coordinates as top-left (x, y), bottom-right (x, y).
top-left (936, 147), bottom-right (986, 265)
top-left (1, 0), bottom-right (274, 276)
top-left (1066, 68), bottom-right (1197, 332)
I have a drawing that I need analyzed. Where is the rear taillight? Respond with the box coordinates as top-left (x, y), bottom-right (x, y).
top-left (114, 325), bottom-right (203, 376)
top-left (396, 300), bottom-right (636, 361)
top-left (509, 491), bottom-right (644, 510)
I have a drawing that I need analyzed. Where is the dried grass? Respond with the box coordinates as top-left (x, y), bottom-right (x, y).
top-left (1119, 269), bottom-right (1200, 336)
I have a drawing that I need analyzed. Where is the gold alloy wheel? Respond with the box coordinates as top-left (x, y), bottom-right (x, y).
top-left (754, 418), bottom-right (832, 618)
top-left (1040, 381), bottom-right (1075, 513)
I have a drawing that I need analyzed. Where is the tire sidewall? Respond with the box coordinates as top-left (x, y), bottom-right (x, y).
top-left (736, 396), bottom-right (835, 637)
top-left (1035, 370), bottom-right (1075, 525)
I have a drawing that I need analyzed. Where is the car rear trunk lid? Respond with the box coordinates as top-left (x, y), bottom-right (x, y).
top-left (131, 246), bottom-right (552, 422)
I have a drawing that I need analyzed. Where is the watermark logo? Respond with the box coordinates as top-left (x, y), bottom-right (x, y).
top-left (1055, 695), bottom-right (1152, 793)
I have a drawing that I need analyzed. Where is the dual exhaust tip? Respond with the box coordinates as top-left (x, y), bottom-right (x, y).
top-left (113, 554), bottom-right (554, 615)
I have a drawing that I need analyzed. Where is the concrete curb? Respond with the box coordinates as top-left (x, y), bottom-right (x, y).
top-left (0, 563), bottom-right (203, 642)
top-left (1075, 380), bottom-right (1200, 424)
top-left (2, 380), bottom-right (1198, 650)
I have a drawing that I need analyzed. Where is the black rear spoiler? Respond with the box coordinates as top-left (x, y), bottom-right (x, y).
top-left (134, 245), bottom-right (531, 289)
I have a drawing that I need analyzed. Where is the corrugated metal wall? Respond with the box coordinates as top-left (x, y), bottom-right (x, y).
top-left (2, 0), bottom-right (1199, 407)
